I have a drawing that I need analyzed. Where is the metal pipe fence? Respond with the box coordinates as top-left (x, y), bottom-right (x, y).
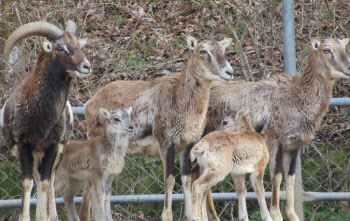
top-left (1, 97), bottom-right (350, 115)
top-left (3, 191), bottom-right (350, 209)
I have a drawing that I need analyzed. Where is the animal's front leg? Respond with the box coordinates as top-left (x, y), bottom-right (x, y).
top-left (179, 144), bottom-right (194, 220)
top-left (283, 149), bottom-right (301, 221)
top-left (18, 142), bottom-right (34, 221)
top-left (91, 174), bottom-right (107, 221)
top-left (160, 142), bottom-right (176, 221)
top-left (49, 145), bottom-right (63, 221)
top-left (36, 143), bottom-right (59, 221)
top-left (79, 181), bottom-right (92, 221)
top-left (269, 143), bottom-right (283, 221)
top-left (105, 176), bottom-right (114, 221)
top-left (249, 168), bottom-right (272, 221)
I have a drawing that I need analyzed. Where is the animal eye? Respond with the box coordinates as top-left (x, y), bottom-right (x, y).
top-left (323, 49), bottom-right (331, 54)
top-left (56, 47), bottom-right (64, 53)
top-left (114, 118), bottom-right (120, 122)
top-left (222, 120), bottom-right (228, 126)
top-left (199, 50), bottom-right (207, 55)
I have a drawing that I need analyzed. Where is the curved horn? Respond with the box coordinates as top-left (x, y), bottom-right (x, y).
top-left (3, 21), bottom-right (63, 62)
top-left (65, 20), bottom-right (77, 35)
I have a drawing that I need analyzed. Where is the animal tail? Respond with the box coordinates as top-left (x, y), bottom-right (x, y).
top-left (190, 141), bottom-right (205, 162)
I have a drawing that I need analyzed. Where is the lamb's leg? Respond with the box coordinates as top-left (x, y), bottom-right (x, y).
top-left (18, 142), bottom-right (34, 221)
top-left (283, 148), bottom-right (301, 221)
top-left (231, 174), bottom-right (248, 221)
top-left (91, 174), bottom-right (107, 221)
top-left (35, 144), bottom-right (58, 221)
top-left (191, 163), bottom-right (219, 221)
top-left (192, 173), bottom-right (207, 221)
top-left (249, 165), bottom-right (272, 221)
top-left (179, 145), bottom-right (194, 220)
top-left (200, 189), bottom-right (209, 221)
top-left (63, 179), bottom-right (84, 221)
top-left (192, 170), bottom-right (223, 221)
top-left (79, 181), bottom-right (91, 221)
top-left (269, 142), bottom-right (283, 221)
top-left (105, 176), bottom-right (114, 221)
top-left (206, 188), bottom-right (219, 221)
top-left (160, 142), bottom-right (176, 221)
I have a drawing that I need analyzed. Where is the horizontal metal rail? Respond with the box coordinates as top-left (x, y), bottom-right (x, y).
top-left (1, 191), bottom-right (350, 208)
top-left (0, 98), bottom-right (349, 115)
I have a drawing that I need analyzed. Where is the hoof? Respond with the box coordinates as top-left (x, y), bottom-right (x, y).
top-left (270, 209), bottom-right (283, 221)
top-left (161, 211), bottom-right (173, 221)
top-left (286, 211), bottom-right (300, 221)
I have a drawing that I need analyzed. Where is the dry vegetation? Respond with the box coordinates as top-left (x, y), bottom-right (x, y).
top-left (1, 0), bottom-right (350, 220)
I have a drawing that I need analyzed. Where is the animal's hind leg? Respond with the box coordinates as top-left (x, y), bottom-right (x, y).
top-left (191, 163), bottom-right (219, 221)
top-left (231, 174), bottom-right (248, 221)
top-left (36, 143), bottom-right (58, 221)
top-left (283, 148), bottom-right (300, 221)
top-left (63, 179), bottom-right (84, 221)
top-left (249, 165), bottom-right (272, 221)
top-left (192, 170), bottom-right (224, 221)
top-left (18, 142), bottom-right (34, 221)
top-left (160, 141), bottom-right (176, 221)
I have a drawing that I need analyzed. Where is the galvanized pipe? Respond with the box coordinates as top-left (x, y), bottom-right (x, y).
top-left (282, 0), bottom-right (303, 219)
top-left (282, 0), bottom-right (297, 76)
top-left (0, 97), bottom-right (350, 115)
top-left (2, 191), bottom-right (350, 208)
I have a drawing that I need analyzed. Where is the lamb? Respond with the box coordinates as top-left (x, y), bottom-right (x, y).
top-left (83, 36), bottom-right (234, 220)
top-left (0, 20), bottom-right (91, 221)
top-left (202, 37), bottom-right (350, 221)
top-left (54, 107), bottom-right (133, 221)
top-left (190, 110), bottom-right (272, 221)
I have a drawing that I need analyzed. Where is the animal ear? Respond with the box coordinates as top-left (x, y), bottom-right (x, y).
top-left (234, 109), bottom-right (245, 122)
top-left (220, 38), bottom-right (232, 50)
top-left (78, 39), bottom-right (87, 49)
top-left (42, 41), bottom-right (53, 53)
top-left (187, 36), bottom-right (197, 51)
top-left (341, 38), bottom-right (350, 46)
top-left (99, 108), bottom-right (110, 119)
top-left (311, 38), bottom-right (321, 51)
top-left (126, 106), bottom-right (133, 115)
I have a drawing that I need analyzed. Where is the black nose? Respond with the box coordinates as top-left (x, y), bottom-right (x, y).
top-left (129, 126), bottom-right (134, 132)
top-left (83, 63), bottom-right (91, 70)
top-left (226, 70), bottom-right (233, 76)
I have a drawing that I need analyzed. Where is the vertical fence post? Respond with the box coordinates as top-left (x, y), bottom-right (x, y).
top-left (282, 0), bottom-right (305, 220)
